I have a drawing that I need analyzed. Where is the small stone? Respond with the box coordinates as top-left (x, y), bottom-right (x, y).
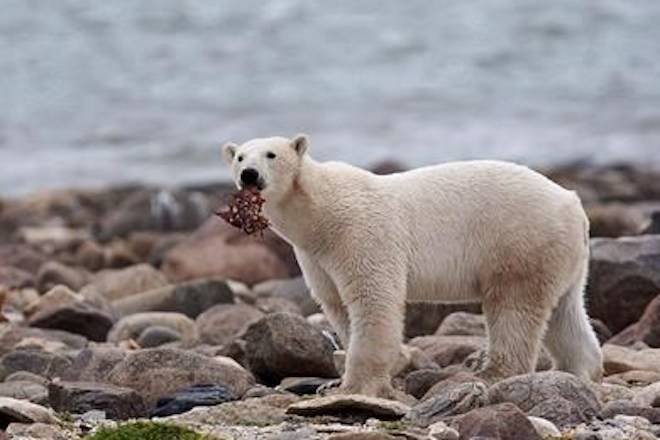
top-left (107, 312), bottom-right (195, 344)
top-left (404, 369), bottom-right (450, 400)
top-left (253, 276), bottom-right (319, 316)
top-left (278, 377), bottom-right (337, 395)
top-left (196, 303), bottom-right (263, 346)
top-left (527, 415), bottom-right (561, 438)
top-left (428, 421), bottom-right (459, 440)
top-left (435, 312), bottom-right (486, 336)
top-left (36, 261), bottom-right (89, 293)
top-left (80, 263), bottom-right (168, 302)
top-left (451, 403), bottom-right (542, 440)
top-left (406, 381), bottom-right (488, 426)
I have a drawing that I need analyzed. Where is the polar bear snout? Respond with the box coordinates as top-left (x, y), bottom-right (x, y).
top-left (240, 168), bottom-right (265, 190)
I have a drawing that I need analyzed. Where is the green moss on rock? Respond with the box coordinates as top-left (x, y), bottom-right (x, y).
top-left (85, 421), bottom-right (219, 440)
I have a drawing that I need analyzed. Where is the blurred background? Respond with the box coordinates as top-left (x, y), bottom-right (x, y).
top-left (2, 0), bottom-right (660, 196)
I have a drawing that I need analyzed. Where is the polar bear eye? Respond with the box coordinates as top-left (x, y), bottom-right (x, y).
top-left (237, 155), bottom-right (244, 162)
top-left (266, 152), bottom-right (276, 159)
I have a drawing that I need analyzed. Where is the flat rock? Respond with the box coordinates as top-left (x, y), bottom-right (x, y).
top-left (287, 394), bottom-right (410, 420)
top-left (244, 313), bottom-right (338, 385)
top-left (48, 380), bottom-right (148, 420)
top-left (279, 377), bottom-right (338, 396)
top-left (602, 399), bottom-right (660, 424)
top-left (112, 278), bottom-right (235, 318)
top-left (29, 301), bottom-right (115, 342)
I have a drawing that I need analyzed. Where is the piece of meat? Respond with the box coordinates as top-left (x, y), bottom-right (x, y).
top-left (216, 187), bottom-right (269, 235)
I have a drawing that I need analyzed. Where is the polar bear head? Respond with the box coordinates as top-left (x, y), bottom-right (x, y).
top-left (222, 134), bottom-right (309, 202)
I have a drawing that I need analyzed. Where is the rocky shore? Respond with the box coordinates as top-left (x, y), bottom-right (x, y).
top-left (1, 161), bottom-right (660, 439)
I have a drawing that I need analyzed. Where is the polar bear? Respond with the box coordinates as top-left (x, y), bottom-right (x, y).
top-left (222, 134), bottom-right (603, 398)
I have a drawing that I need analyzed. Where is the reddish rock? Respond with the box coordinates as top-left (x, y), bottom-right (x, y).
top-left (451, 403), bottom-right (542, 440)
top-left (196, 303), bottom-right (264, 346)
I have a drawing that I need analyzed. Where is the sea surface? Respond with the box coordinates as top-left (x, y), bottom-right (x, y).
top-left (2, 1), bottom-right (660, 195)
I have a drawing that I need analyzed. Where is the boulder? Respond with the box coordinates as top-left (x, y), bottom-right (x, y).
top-left (286, 394), bottom-right (410, 420)
top-left (35, 261), bottom-right (89, 293)
top-left (196, 303), bottom-right (264, 346)
top-left (487, 371), bottom-right (601, 428)
top-left (603, 344), bottom-right (660, 375)
top-left (253, 277), bottom-right (319, 316)
top-left (243, 313), bottom-right (338, 385)
top-left (151, 384), bottom-right (236, 417)
top-left (112, 278), bottom-right (234, 318)
top-left (450, 403), bottom-right (542, 440)
top-left (161, 218), bottom-right (299, 285)
top-left (48, 381), bottom-right (147, 420)
top-left (609, 292), bottom-right (660, 347)
top-left (105, 348), bottom-right (254, 406)
top-left (588, 236), bottom-right (660, 333)
top-left (80, 263), bottom-right (168, 302)
top-left (137, 326), bottom-right (182, 348)
top-left (107, 312), bottom-right (196, 344)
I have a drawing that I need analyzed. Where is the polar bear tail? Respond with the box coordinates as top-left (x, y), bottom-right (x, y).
top-left (543, 258), bottom-right (604, 382)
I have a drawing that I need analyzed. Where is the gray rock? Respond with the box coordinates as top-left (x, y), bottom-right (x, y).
top-left (451, 403), bottom-right (542, 440)
top-left (244, 313), bottom-right (338, 385)
top-left (48, 380), bottom-right (148, 420)
top-left (406, 381), bottom-right (488, 426)
top-left (137, 325), bottom-right (182, 348)
top-left (487, 371), bottom-right (601, 428)
top-left (113, 278), bottom-right (235, 318)
top-left (36, 261), bottom-right (89, 293)
top-left (196, 303), bottom-right (263, 346)
top-left (151, 384), bottom-right (236, 417)
top-left (5, 422), bottom-right (70, 439)
top-left (602, 400), bottom-right (660, 424)
top-left (287, 394), bottom-right (410, 420)
top-left (404, 369), bottom-right (450, 400)
top-left (588, 236), bottom-right (660, 333)
top-left (0, 381), bottom-right (48, 404)
top-left (278, 377), bottom-right (337, 395)
top-left (405, 303), bottom-right (481, 338)
top-left (4, 371), bottom-right (48, 386)
top-left (0, 350), bottom-right (72, 381)
top-left (408, 335), bottom-right (484, 368)
top-left (107, 312), bottom-right (195, 344)
top-left (255, 296), bottom-right (302, 316)
top-left (105, 348), bottom-right (255, 406)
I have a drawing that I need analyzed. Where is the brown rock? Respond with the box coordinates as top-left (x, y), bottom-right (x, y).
top-left (603, 344), bottom-right (660, 375)
top-left (196, 303), bottom-right (264, 346)
top-left (435, 312), bottom-right (486, 336)
top-left (162, 217), bottom-right (299, 285)
top-left (0, 244), bottom-right (47, 273)
top-left (405, 303), bottom-right (481, 338)
top-left (604, 370), bottom-right (660, 387)
top-left (601, 399), bottom-right (660, 424)
top-left (76, 240), bottom-right (106, 271)
top-left (406, 381), bottom-right (488, 425)
top-left (0, 325), bottom-right (88, 357)
top-left (451, 403), bottom-right (542, 440)
top-left (0, 266), bottom-right (34, 289)
top-left (107, 312), bottom-right (195, 344)
top-left (609, 293), bottom-right (660, 347)
top-left (253, 276), bottom-right (319, 316)
top-left (255, 296), bottom-right (302, 316)
top-left (588, 236), bottom-right (660, 333)
top-left (404, 369), bottom-right (451, 400)
top-left (29, 301), bottom-right (115, 342)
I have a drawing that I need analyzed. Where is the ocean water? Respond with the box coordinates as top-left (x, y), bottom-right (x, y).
top-left (1, 1), bottom-right (660, 195)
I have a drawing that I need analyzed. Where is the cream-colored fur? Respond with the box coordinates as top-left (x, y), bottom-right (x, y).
top-left (222, 135), bottom-right (603, 398)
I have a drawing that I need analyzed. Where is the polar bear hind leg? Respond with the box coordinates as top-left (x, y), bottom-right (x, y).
top-left (543, 262), bottom-right (603, 382)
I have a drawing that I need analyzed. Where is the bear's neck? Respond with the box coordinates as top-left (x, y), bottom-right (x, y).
top-left (264, 157), bottom-right (341, 252)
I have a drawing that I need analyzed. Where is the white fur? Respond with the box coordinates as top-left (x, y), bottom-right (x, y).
top-left (222, 135), bottom-right (603, 398)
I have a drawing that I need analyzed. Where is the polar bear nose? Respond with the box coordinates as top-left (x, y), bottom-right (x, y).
top-left (240, 168), bottom-right (260, 186)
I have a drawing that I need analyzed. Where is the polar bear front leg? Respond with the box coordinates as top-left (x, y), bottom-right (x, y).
top-left (295, 250), bottom-right (350, 347)
top-left (340, 273), bottom-right (406, 399)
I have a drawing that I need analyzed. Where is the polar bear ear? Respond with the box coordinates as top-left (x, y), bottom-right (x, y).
top-left (222, 142), bottom-right (238, 165)
top-left (291, 134), bottom-right (309, 157)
